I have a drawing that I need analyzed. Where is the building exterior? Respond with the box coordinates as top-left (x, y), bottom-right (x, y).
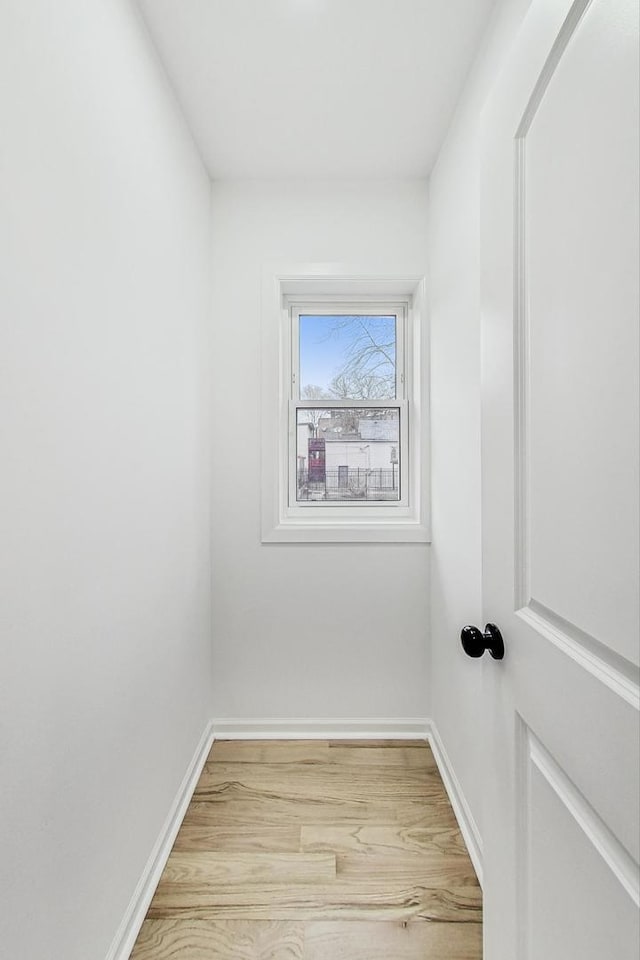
top-left (297, 413), bottom-right (399, 501)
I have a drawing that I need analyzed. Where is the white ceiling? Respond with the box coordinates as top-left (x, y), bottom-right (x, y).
top-left (137, 0), bottom-right (495, 179)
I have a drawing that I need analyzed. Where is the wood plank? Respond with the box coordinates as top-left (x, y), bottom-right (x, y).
top-left (181, 797), bottom-right (453, 828)
top-left (303, 920), bottom-right (482, 960)
top-left (146, 879), bottom-right (481, 922)
top-left (173, 823), bottom-right (300, 853)
top-left (194, 763), bottom-right (444, 802)
top-left (130, 919), bottom-right (304, 960)
top-left (327, 745), bottom-right (437, 769)
top-left (328, 740), bottom-right (427, 748)
top-left (209, 741), bottom-right (330, 764)
top-left (335, 852), bottom-right (479, 888)
top-left (130, 918), bottom-right (482, 960)
top-left (161, 852), bottom-right (336, 886)
top-left (300, 821), bottom-right (469, 858)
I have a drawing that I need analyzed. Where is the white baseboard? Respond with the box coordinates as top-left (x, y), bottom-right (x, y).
top-left (211, 717), bottom-right (430, 740)
top-left (427, 720), bottom-right (484, 887)
top-left (104, 720), bottom-right (215, 960)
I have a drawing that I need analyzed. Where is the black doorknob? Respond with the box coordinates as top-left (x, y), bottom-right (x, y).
top-left (460, 623), bottom-right (504, 660)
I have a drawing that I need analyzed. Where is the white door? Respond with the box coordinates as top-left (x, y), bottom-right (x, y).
top-left (480, 1), bottom-right (639, 958)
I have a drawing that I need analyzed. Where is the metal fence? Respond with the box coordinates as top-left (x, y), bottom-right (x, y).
top-left (297, 468), bottom-right (400, 501)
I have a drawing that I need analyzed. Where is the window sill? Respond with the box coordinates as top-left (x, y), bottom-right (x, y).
top-left (262, 519), bottom-right (431, 544)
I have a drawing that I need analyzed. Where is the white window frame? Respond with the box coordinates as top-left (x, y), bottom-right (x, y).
top-left (261, 266), bottom-right (430, 543)
top-left (288, 300), bottom-right (409, 511)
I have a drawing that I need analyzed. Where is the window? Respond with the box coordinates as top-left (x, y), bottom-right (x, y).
top-left (291, 307), bottom-right (408, 507)
top-left (261, 269), bottom-right (429, 542)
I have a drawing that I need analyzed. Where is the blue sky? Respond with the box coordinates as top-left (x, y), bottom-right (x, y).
top-left (299, 314), bottom-right (395, 392)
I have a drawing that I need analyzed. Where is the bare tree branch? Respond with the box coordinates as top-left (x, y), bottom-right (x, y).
top-left (318, 315), bottom-right (396, 398)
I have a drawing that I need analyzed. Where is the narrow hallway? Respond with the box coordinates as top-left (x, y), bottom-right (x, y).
top-left (3, 2), bottom-right (637, 957)
top-left (131, 740), bottom-right (481, 959)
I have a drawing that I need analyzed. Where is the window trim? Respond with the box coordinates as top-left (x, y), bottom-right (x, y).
top-left (289, 299), bottom-right (409, 512)
top-left (261, 265), bottom-right (430, 543)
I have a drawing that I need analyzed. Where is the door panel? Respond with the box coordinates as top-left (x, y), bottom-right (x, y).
top-left (525, 0), bottom-right (639, 658)
top-left (516, 638), bottom-right (639, 859)
top-left (522, 725), bottom-right (639, 960)
top-left (480, 0), bottom-right (639, 957)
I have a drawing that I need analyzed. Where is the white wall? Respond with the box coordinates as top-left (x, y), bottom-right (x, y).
top-left (0, 3), bottom-right (212, 958)
top-left (429, 0), bottom-right (532, 842)
top-left (210, 181), bottom-right (429, 720)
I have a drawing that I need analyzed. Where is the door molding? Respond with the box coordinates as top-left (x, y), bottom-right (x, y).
top-left (518, 600), bottom-right (640, 708)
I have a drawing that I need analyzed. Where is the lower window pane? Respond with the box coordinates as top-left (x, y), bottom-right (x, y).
top-left (296, 408), bottom-right (400, 502)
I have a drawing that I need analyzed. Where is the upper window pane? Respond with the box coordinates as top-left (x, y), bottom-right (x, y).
top-left (299, 315), bottom-right (397, 401)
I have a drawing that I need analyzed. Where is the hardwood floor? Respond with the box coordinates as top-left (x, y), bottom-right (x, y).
top-left (130, 740), bottom-right (482, 959)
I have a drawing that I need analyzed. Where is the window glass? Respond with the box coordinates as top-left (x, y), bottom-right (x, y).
top-left (299, 315), bottom-right (396, 401)
top-left (296, 407), bottom-right (400, 502)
